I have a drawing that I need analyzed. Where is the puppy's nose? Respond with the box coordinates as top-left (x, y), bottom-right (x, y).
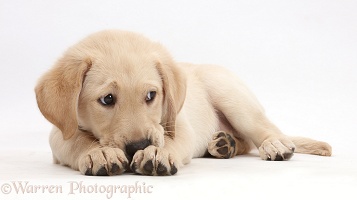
top-left (125, 139), bottom-right (151, 158)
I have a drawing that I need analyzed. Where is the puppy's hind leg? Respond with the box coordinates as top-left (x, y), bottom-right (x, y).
top-left (208, 131), bottom-right (251, 159)
top-left (200, 65), bottom-right (295, 161)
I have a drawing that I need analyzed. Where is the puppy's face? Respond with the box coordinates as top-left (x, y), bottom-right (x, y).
top-left (35, 30), bottom-right (186, 159)
top-left (78, 54), bottom-right (165, 157)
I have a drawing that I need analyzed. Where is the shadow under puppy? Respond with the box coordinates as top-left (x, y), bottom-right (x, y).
top-left (35, 30), bottom-right (332, 176)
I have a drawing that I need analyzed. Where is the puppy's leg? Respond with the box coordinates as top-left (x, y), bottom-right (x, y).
top-left (130, 113), bottom-right (194, 176)
top-left (201, 66), bottom-right (295, 161)
top-left (49, 127), bottom-right (129, 175)
top-left (208, 131), bottom-right (250, 158)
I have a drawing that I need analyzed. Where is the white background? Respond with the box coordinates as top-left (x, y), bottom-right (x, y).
top-left (0, 0), bottom-right (356, 200)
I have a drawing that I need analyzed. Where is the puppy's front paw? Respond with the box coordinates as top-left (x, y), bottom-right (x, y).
top-left (78, 147), bottom-right (128, 176)
top-left (208, 131), bottom-right (236, 159)
top-left (259, 136), bottom-right (295, 161)
top-left (130, 146), bottom-right (178, 176)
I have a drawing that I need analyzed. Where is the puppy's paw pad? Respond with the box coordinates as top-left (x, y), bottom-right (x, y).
top-left (208, 131), bottom-right (236, 159)
top-left (259, 137), bottom-right (295, 161)
top-left (130, 146), bottom-right (178, 176)
top-left (78, 147), bottom-right (128, 176)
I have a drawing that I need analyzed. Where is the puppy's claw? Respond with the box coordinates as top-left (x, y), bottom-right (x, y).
top-left (259, 137), bottom-right (295, 161)
top-left (130, 146), bottom-right (178, 176)
top-left (79, 147), bottom-right (129, 176)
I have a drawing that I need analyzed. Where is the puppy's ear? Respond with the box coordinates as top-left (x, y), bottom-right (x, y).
top-left (156, 61), bottom-right (186, 138)
top-left (35, 56), bottom-right (91, 140)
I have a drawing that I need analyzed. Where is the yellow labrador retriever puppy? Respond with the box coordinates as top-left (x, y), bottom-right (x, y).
top-left (35, 30), bottom-right (331, 176)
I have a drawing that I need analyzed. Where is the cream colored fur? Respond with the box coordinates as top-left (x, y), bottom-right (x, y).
top-left (35, 30), bottom-right (332, 176)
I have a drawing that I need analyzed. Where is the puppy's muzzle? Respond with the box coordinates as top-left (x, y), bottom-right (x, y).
top-left (125, 139), bottom-right (151, 159)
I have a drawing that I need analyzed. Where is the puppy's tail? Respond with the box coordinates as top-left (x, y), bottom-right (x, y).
top-left (288, 136), bottom-right (332, 156)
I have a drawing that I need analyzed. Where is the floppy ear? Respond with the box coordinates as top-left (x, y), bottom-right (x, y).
top-left (156, 61), bottom-right (187, 139)
top-left (35, 56), bottom-right (91, 140)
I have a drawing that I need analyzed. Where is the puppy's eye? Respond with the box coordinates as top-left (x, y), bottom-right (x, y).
top-left (145, 91), bottom-right (156, 102)
top-left (99, 94), bottom-right (115, 106)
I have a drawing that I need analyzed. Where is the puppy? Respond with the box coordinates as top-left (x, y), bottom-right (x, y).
top-left (35, 30), bottom-right (332, 176)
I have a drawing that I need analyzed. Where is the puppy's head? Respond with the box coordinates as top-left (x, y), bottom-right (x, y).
top-left (35, 30), bottom-right (186, 158)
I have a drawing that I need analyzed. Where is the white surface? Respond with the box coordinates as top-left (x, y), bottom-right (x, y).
top-left (1, 0), bottom-right (357, 199)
